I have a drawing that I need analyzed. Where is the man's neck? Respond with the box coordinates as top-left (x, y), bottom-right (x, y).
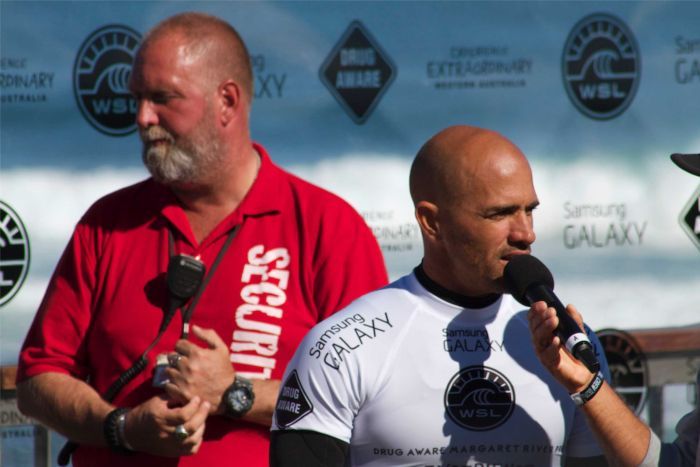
top-left (415, 263), bottom-right (500, 309)
top-left (171, 145), bottom-right (261, 243)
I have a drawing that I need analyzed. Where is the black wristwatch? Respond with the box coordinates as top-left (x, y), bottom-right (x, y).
top-left (222, 376), bottom-right (255, 418)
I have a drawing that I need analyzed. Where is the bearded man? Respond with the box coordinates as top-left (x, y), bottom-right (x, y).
top-left (16, 12), bottom-right (387, 467)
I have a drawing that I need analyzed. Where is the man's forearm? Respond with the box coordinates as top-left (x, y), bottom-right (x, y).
top-left (243, 379), bottom-right (280, 426)
top-left (17, 372), bottom-right (113, 446)
top-left (580, 382), bottom-right (652, 466)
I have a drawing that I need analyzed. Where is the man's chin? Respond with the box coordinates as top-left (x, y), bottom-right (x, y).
top-left (144, 159), bottom-right (193, 185)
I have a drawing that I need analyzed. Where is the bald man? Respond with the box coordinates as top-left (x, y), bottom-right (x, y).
top-left (16, 12), bottom-right (387, 467)
top-left (270, 125), bottom-right (610, 466)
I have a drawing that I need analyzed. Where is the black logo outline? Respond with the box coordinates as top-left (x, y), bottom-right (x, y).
top-left (275, 370), bottom-right (314, 429)
top-left (73, 24), bottom-right (141, 136)
top-left (319, 20), bottom-right (397, 124)
top-left (679, 185), bottom-right (700, 252)
top-left (562, 13), bottom-right (641, 120)
top-left (0, 200), bottom-right (31, 307)
top-left (596, 328), bottom-right (648, 415)
top-left (444, 365), bottom-right (515, 431)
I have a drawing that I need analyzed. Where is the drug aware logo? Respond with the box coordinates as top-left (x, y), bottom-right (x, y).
top-left (444, 366), bottom-right (515, 431)
top-left (275, 370), bottom-right (313, 428)
top-left (562, 13), bottom-right (640, 120)
top-left (319, 20), bottom-right (396, 124)
top-left (73, 24), bottom-right (141, 136)
top-left (679, 185), bottom-right (700, 252)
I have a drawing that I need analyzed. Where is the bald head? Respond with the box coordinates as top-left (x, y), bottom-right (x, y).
top-left (138, 12), bottom-right (253, 100)
top-left (409, 125), bottom-right (530, 207)
top-left (410, 125), bottom-right (538, 296)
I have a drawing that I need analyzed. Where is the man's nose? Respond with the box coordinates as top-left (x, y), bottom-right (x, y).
top-left (510, 212), bottom-right (536, 246)
top-left (135, 99), bottom-right (158, 129)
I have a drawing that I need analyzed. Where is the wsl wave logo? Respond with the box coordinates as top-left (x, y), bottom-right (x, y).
top-left (562, 13), bottom-right (640, 120)
top-left (597, 329), bottom-right (648, 416)
top-left (0, 201), bottom-right (30, 307)
top-left (73, 25), bottom-right (141, 136)
top-left (444, 366), bottom-right (515, 431)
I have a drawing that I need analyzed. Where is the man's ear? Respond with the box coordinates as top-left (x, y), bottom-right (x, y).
top-left (218, 80), bottom-right (242, 126)
top-left (415, 201), bottom-right (440, 240)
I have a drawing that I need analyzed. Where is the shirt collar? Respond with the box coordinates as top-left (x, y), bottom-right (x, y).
top-left (155, 142), bottom-right (282, 245)
top-left (413, 263), bottom-right (501, 309)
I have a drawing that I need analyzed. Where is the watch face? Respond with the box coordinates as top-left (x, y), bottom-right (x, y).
top-left (225, 379), bottom-right (254, 417)
top-left (229, 388), bottom-right (253, 412)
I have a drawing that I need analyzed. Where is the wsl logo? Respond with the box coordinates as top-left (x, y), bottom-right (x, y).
top-left (597, 329), bottom-right (648, 415)
top-left (562, 13), bottom-right (640, 120)
top-left (444, 366), bottom-right (515, 431)
top-left (0, 201), bottom-right (30, 307)
top-left (73, 25), bottom-right (141, 136)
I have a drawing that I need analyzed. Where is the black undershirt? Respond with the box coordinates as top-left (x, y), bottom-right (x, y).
top-left (413, 263), bottom-right (500, 309)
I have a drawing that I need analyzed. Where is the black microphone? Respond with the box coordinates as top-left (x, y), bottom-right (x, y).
top-left (504, 254), bottom-right (600, 374)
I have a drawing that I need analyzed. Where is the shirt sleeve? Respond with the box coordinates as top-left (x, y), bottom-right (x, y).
top-left (271, 318), bottom-right (365, 443)
top-left (17, 219), bottom-right (97, 382)
top-left (312, 200), bottom-right (388, 320)
top-left (658, 370), bottom-right (700, 466)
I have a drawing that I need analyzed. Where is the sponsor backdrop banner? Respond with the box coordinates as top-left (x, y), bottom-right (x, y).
top-left (1, 0), bottom-right (700, 457)
top-left (3, 0), bottom-right (700, 362)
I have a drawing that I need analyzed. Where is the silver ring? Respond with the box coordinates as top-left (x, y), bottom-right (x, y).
top-left (174, 424), bottom-right (188, 440)
top-left (168, 353), bottom-right (182, 368)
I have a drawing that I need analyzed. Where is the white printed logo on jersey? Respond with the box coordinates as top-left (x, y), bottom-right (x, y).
top-left (444, 365), bottom-right (515, 431)
top-left (308, 311), bottom-right (393, 370)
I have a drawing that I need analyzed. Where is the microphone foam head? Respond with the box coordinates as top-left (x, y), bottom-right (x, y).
top-left (503, 254), bottom-right (554, 306)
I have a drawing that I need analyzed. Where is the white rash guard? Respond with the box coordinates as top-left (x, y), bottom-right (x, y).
top-left (272, 270), bottom-right (609, 467)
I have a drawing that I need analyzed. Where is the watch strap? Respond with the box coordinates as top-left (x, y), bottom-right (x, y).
top-left (116, 409), bottom-right (134, 451)
top-left (570, 371), bottom-right (605, 407)
top-left (104, 407), bottom-right (133, 454)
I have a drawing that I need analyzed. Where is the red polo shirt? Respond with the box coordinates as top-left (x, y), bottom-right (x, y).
top-left (18, 143), bottom-right (388, 467)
